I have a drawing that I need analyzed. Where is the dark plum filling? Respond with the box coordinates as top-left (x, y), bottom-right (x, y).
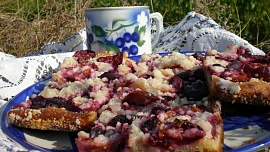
top-left (243, 64), bottom-right (270, 82)
top-left (148, 119), bottom-right (206, 149)
top-left (73, 50), bottom-right (96, 63)
top-left (140, 115), bottom-right (158, 133)
top-left (215, 60), bottom-right (270, 82)
top-left (108, 115), bottom-right (133, 127)
top-left (169, 76), bottom-right (183, 93)
top-left (29, 96), bottom-right (81, 112)
top-left (192, 52), bottom-right (205, 62)
top-left (170, 69), bottom-right (209, 101)
top-left (97, 52), bottom-right (123, 69)
top-left (122, 90), bottom-right (160, 106)
top-left (210, 47), bottom-right (270, 82)
top-left (183, 88), bottom-right (209, 101)
top-left (178, 70), bottom-right (192, 81)
top-left (108, 115), bottom-right (143, 127)
top-left (90, 124), bottom-right (105, 138)
top-left (151, 105), bottom-right (170, 115)
top-left (99, 71), bottom-right (119, 81)
top-left (66, 77), bottom-right (76, 82)
top-left (193, 68), bottom-right (205, 81)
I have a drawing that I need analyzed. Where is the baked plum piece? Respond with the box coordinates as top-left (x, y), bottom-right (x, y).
top-left (204, 45), bottom-right (270, 106)
top-left (128, 104), bottom-right (223, 152)
top-left (76, 90), bottom-right (223, 152)
top-left (7, 94), bottom-right (97, 132)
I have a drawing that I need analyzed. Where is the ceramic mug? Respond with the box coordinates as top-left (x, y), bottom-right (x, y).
top-left (85, 6), bottom-right (163, 56)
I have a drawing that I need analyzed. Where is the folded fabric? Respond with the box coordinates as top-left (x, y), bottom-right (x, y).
top-left (0, 11), bottom-right (265, 151)
top-left (153, 12), bottom-right (264, 55)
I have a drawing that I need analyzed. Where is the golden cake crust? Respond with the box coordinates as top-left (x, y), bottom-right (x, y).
top-left (207, 74), bottom-right (270, 106)
top-left (7, 107), bottom-right (97, 132)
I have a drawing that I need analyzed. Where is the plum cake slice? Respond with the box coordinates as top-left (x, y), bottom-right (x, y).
top-left (203, 45), bottom-right (270, 106)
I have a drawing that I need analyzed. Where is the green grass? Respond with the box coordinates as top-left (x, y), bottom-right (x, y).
top-left (0, 0), bottom-right (269, 57)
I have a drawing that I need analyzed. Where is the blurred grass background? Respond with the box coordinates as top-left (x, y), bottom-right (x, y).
top-left (0, 0), bottom-right (269, 57)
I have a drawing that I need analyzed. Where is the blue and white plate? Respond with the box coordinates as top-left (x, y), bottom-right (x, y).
top-left (1, 52), bottom-right (270, 152)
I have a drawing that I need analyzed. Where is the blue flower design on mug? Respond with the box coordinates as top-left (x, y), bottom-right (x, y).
top-left (86, 10), bottom-right (149, 55)
top-left (85, 6), bottom-right (163, 56)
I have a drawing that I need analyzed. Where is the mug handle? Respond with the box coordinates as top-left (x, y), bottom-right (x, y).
top-left (150, 12), bottom-right (164, 49)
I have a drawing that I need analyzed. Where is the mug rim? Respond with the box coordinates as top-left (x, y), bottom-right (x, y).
top-left (85, 6), bottom-right (149, 12)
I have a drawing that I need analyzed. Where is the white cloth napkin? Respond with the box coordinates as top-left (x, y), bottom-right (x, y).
top-left (0, 11), bottom-right (265, 151)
